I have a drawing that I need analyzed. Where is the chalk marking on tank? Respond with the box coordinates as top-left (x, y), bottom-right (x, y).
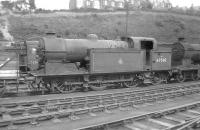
top-left (118, 58), bottom-right (123, 65)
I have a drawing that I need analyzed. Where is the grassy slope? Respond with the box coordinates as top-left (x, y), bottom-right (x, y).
top-left (8, 11), bottom-right (200, 44)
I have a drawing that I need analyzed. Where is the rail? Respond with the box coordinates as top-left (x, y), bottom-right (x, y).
top-left (0, 82), bottom-right (200, 129)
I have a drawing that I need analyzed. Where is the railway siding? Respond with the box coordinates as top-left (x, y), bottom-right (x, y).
top-left (0, 82), bottom-right (200, 129)
top-left (0, 83), bottom-right (199, 117)
top-left (78, 101), bottom-right (200, 130)
top-left (6, 89), bottom-right (200, 130)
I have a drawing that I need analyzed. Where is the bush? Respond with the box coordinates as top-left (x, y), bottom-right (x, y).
top-left (1, 1), bottom-right (14, 10)
top-left (0, 32), bottom-right (3, 39)
top-left (35, 8), bottom-right (53, 14)
top-left (65, 30), bottom-right (70, 36)
top-left (155, 21), bottom-right (164, 27)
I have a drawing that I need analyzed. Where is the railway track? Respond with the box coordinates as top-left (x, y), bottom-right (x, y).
top-left (1, 81), bottom-right (200, 98)
top-left (0, 81), bottom-right (200, 129)
top-left (81, 101), bottom-right (200, 130)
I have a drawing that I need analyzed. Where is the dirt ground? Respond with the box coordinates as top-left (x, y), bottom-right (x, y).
top-left (6, 11), bottom-right (200, 44)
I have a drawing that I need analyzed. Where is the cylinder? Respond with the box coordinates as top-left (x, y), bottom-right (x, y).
top-left (39, 37), bottom-right (129, 62)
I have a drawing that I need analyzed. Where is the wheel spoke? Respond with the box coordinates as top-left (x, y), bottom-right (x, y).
top-left (50, 80), bottom-right (77, 93)
top-left (192, 72), bottom-right (198, 81)
top-left (124, 78), bottom-right (140, 88)
top-left (58, 84), bottom-right (77, 93)
top-left (152, 73), bottom-right (162, 85)
top-left (176, 73), bottom-right (185, 83)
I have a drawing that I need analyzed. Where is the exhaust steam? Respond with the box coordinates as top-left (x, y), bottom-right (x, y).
top-left (0, 8), bottom-right (14, 45)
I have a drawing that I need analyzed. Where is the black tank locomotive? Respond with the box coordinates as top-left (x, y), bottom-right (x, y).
top-left (1, 35), bottom-right (200, 93)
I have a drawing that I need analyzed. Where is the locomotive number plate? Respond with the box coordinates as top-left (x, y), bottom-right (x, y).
top-left (156, 56), bottom-right (167, 63)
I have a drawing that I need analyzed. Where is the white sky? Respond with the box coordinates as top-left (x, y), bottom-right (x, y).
top-left (35, 0), bottom-right (200, 10)
top-left (1, 0), bottom-right (200, 9)
top-left (170, 0), bottom-right (200, 7)
top-left (35, 0), bottom-right (70, 10)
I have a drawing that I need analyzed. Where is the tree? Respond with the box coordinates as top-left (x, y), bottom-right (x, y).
top-left (187, 4), bottom-right (195, 15)
top-left (29, 0), bottom-right (36, 10)
top-left (14, 0), bottom-right (30, 11)
top-left (1, 1), bottom-right (14, 10)
top-left (141, 0), bottom-right (153, 9)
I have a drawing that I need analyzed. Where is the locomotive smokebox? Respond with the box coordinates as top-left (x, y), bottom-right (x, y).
top-left (171, 42), bottom-right (200, 64)
top-left (190, 44), bottom-right (200, 64)
top-left (171, 42), bottom-right (192, 60)
top-left (158, 40), bottom-right (200, 65)
top-left (39, 36), bottom-right (128, 62)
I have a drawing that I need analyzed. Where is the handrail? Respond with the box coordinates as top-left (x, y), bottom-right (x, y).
top-left (0, 57), bottom-right (11, 69)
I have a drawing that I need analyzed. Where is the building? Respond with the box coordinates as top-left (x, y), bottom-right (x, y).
top-left (81, 0), bottom-right (125, 9)
top-left (151, 0), bottom-right (172, 9)
top-left (83, 0), bottom-right (100, 9)
top-left (34, 0), bottom-right (126, 10)
top-left (32, 0), bottom-right (173, 10)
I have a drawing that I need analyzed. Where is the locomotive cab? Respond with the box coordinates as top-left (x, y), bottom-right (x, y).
top-left (121, 37), bottom-right (158, 71)
top-left (141, 40), bottom-right (154, 70)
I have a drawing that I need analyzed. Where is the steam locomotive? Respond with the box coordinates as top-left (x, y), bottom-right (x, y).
top-left (1, 35), bottom-right (200, 93)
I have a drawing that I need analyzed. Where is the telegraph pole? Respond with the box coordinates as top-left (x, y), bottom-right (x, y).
top-left (125, 0), bottom-right (129, 36)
